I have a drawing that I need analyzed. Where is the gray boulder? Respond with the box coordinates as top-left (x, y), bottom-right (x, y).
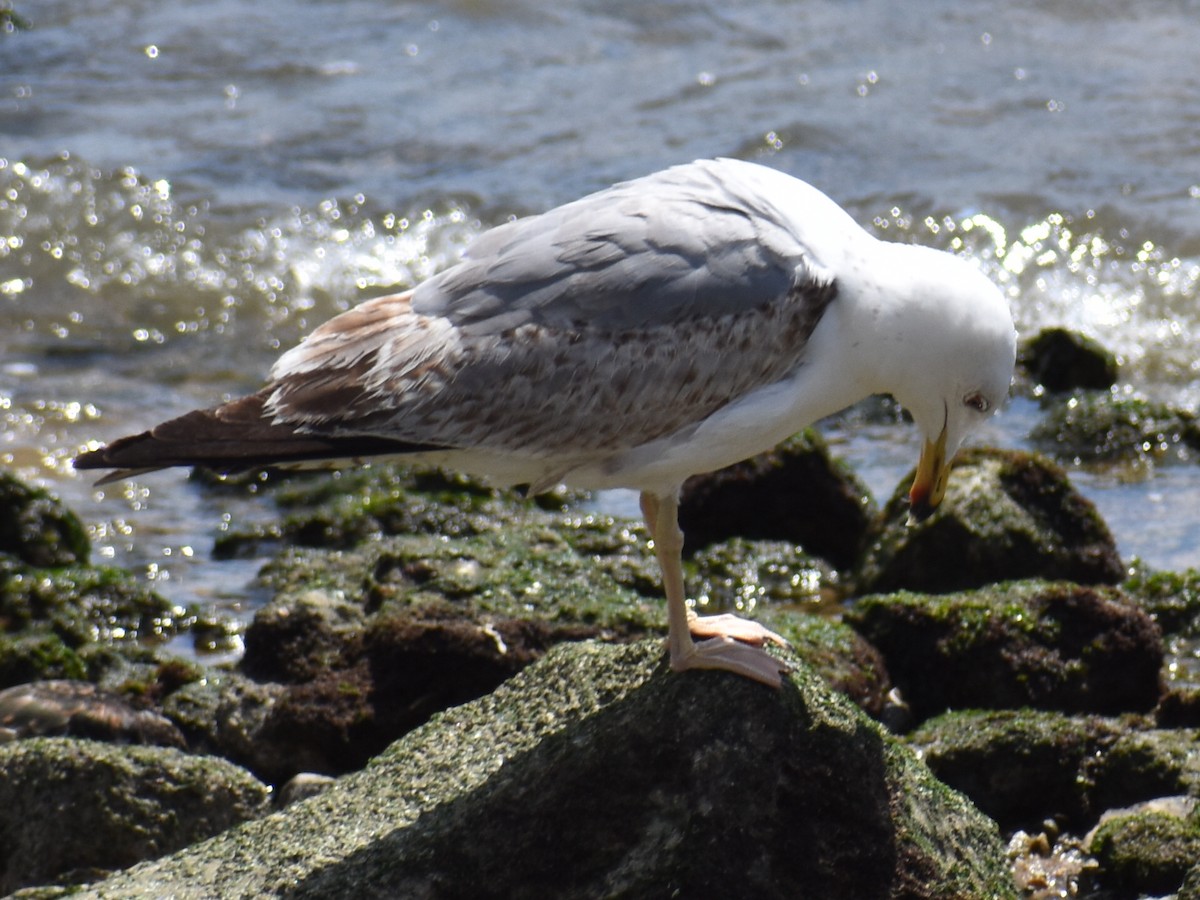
top-left (84, 640), bottom-right (1016, 899)
top-left (0, 737), bottom-right (268, 893)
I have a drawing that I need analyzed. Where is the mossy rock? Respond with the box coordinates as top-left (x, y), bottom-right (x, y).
top-left (212, 464), bottom-right (541, 558)
top-left (0, 564), bottom-right (180, 649)
top-left (678, 429), bottom-right (875, 570)
top-left (240, 530), bottom-right (886, 777)
top-left (1031, 391), bottom-right (1200, 465)
top-left (0, 737), bottom-right (269, 893)
top-left (0, 631), bottom-right (87, 688)
top-left (1125, 566), bottom-right (1200, 637)
top-left (86, 640), bottom-right (1018, 899)
top-left (688, 536), bottom-right (837, 613)
top-left (1017, 326), bottom-right (1118, 393)
top-left (1083, 728), bottom-right (1200, 813)
top-left (906, 708), bottom-right (1125, 829)
top-left (857, 448), bottom-right (1123, 594)
top-left (1089, 807), bottom-right (1200, 897)
top-left (0, 471), bottom-right (89, 568)
top-left (847, 580), bottom-right (1162, 719)
top-left (1180, 862), bottom-right (1200, 900)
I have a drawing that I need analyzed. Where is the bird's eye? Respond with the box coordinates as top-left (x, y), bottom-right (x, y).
top-left (964, 392), bottom-right (990, 414)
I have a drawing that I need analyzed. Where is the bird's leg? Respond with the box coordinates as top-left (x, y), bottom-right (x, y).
top-left (641, 491), bottom-right (789, 688)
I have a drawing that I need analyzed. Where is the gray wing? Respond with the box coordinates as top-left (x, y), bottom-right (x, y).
top-left (411, 159), bottom-right (812, 334)
top-left (267, 160), bottom-right (838, 457)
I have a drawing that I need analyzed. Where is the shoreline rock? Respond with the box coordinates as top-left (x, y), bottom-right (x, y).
top-left (82, 640), bottom-right (1018, 900)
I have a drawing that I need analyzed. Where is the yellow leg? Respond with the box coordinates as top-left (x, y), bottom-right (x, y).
top-left (640, 491), bottom-right (789, 688)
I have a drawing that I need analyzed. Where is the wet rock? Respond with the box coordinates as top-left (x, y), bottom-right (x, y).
top-left (159, 671), bottom-right (290, 783)
top-left (212, 465), bottom-right (528, 558)
top-left (0, 630), bottom-right (87, 687)
top-left (0, 563), bottom-right (181, 669)
top-left (1017, 327), bottom-right (1119, 393)
top-left (277, 772), bottom-right (336, 808)
top-left (907, 709), bottom-right (1125, 829)
top-left (1182, 863), bottom-right (1200, 900)
top-left (1125, 565), bottom-right (1200, 637)
top-left (0, 680), bottom-right (184, 747)
top-left (1087, 802), bottom-right (1200, 897)
top-left (84, 640), bottom-right (1018, 899)
top-left (0, 736), bottom-right (269, 893)
top-left (689, 536), bottom-right (838, 611)
top-left (240, 587), bottom-right (368, 683)
top-left (1124, 567), bottom-right (1200, 726)
top-left (857, 448), bottom-right (1124, 594)
top-left (1082, 728), bottom-right (1200, 814)
top-left (1157, 684), bottom-right (1200, 728)
top-left (678, 429), bottom-right (875, 569)
top-left (251, 608), bottom-right (600, 777)
top-left (848, 580), bottom-right (1162, 719)
top-left (762, 612), bottom-right (892, 717)
top-left (0, 470), bottom-right (90, 567)
top-left (1031, 391), bottom-right (1200, 465)
top-left (237, 529), bottom-right (895, 780)
top-left (1007, 829), bottom-right (1096, 900)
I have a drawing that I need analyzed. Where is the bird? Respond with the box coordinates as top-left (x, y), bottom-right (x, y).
top-left (75, 158), bottom-right (1017, 689)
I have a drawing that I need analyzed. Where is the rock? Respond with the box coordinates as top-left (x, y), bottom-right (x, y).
top-left (1082, 728), bottom-right (1200, 814)
top-left (1125, 565), bottom-right (1200, 637)
top-left (1087, 804), bottom-right (1200, 897)
top-left (276, 772), bottom-right (336, 808)
top-left (688, 537), bottom-right (837, 612)
top-left (83, 640), bottom-right (1018, 899)
top-left (1181, 862), bottom-right (1200, 900)
top-left (0, 680), bottom-right (184, 747)
top-left (1124, 567), bottom-right (1200, 726)
top-left (761, 611), bottom-right (892, 717)
top-left (907, 709), bottom-right (1125, 830)
top-left (159, 671), bottom-right (290, 783)
top-left (0, 737), bottom-right (269, 893)
top-left (233, 529), bottom-right (893, 780)
top-left (857, 448), bottom-right (1124, 594)
top-left (847, 580), bottom-right (1163, 719)
top-left (0, 630), bottom-right (87, 687)
top-left (0, 471), bottom-right (90, 567)
top-left (1031, 392), bottom-right (1200, 465)
top-left (1017, 327), bottom-right (1118, 393)
top-left (211, 464), bottom-right (529, 558)
top-left (0, 563), bottom-right (181, 672)
top-left (678, 429), bottom-right (875, 570)
top-left (1006, 829), bottom-right (1096, 900)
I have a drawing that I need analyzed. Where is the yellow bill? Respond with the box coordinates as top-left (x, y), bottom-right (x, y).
top-left (907, 426), bottom-right (951, 525)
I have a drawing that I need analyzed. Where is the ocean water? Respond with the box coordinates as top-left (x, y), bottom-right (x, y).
top-left (2, 0), bottom-right (1199, 620)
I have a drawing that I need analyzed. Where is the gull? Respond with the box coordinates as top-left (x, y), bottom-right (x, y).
top-left (75, 158), bottom-right (1017, 688)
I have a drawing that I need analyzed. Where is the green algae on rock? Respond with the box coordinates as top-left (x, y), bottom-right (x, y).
top-left (1088, 805), bottom-right (1200, 897)
top-left (1031, 391), bottom-right (1200, 465)
top-left (907, 709), bottom-right (1129, 830)
top-left (848, 580), bottom-right (1162, 719)
top-left (1017, 327), bottom-right (1119, 394)
top-left (858, 448), bottom-right (1124, 594)
top-left (0, 470), bottom-right (90, 568)
top-left (678, 428), bottom-right (875, 570)
top-left (0, 736), bottom-right (269, 894)
top-left (236, 529), bottom-right (885, 778)
top-left (82, 640), bottom-right (1018, 900)
top-left (1082, 728), bottom-right (1200, 814)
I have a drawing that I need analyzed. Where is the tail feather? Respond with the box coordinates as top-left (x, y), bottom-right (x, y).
top-left (73, 391), bottom-right (443, 484)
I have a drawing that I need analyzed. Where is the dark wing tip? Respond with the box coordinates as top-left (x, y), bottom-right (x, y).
top-left (74, 392), bottom-right (451, 483)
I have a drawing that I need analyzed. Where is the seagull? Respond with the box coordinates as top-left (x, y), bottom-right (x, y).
top-left (75, 158), bottom-right (1017, 688)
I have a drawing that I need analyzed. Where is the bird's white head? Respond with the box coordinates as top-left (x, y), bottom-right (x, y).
top-left (864, 244), bottom-right (1017, 522)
